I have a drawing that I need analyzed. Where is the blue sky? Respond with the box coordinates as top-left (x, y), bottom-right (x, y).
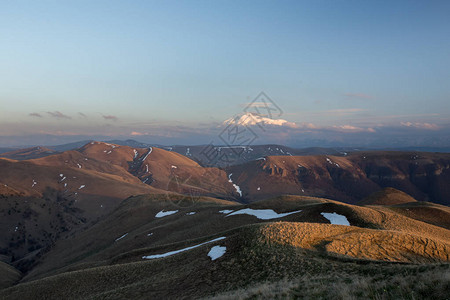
top-left (1, 0), bottom-right (449, 146)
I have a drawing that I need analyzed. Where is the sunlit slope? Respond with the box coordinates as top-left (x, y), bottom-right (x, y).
top-left (20, 193), bottom-right (450, 285)
top-left (35, 141), bottom-right (237, 199)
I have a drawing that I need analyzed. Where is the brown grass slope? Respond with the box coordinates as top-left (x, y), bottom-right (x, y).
top-left (1, 220), bottom-right (449, 300)
top-left (59, 141), bottom-right (237, 200)
top-left (0, 261), bottom-right (21, 289)
top-left (18, 194), bottom-right (450, 284)
top-left (227, 151), bottom-right (450, 204)
top-left (0, 147), bottom-right (59, 160)
top-left (358, 187), bottom-right (418, 206)
top-left (21, 194), bottom-right (238, 282)
top-left (359, 187), bottom-right (450, 230)
top-left (211, 264), bottom-right (450, 300)
top-left (0, 155), bottom-right (164, 275)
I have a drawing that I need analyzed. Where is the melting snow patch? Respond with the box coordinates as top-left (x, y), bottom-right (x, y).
top-left (219, 210), bottom-right (234, 214)
top-left (233, 184), bottom-right (242, 197)
top-left (257, 187), bottom-right (261, 191)
top-left (320, 212), bottom-right (350, 226)
top-left (226, 208), bottom-right (302, 220)
top-left (141, 147), bottom-right (153, 161)
top-left (171, 165), bottom-right (177, 169)
top-left (59, 174), bottom-right (63, 177)
top-left (155, 210), bottom-right (178, 218)
top-left (64, 183), bottom-right (67, 187)
top-left (133, 149), bottom-right (138, 158)
top-left (145, 164), bottom-right (149, 173)
top-left (228, 174), bottom-right (242, 197)
top-left (115, 233), bottom-right (128, 241)
top-left (77, 163), bottom-right (82, 169)
top-left (256, 157), bottom-right (266, 161)
top-left (31, 180), bottom-right (37, 187)
top-left (208, 246), bottom-right (226, 260)
top-left (78, 185), bottom-right (85, 190)
top-left (142, 237), bottom-right (226, 260)
top-left (186, 212), bottom-right (196, 215)
top-left (147, 233), bottom-right (153, 236)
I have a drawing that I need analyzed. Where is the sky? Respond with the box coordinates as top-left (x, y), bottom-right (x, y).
top-left (1, 0), bottom-right (449, 147)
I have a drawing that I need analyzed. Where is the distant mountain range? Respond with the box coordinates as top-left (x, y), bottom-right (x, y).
top-left (2, 139), bottom-right (449, 164)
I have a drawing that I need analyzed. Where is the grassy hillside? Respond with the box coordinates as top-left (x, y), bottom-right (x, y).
top-left (227, 151), bottom-right (450, 205)
top-left (0, 262), bottom-right (21, 289)
top-left (1, 193), bottom-right (448, 299)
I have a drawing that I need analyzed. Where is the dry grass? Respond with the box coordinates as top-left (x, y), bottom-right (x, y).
top-left (259, 222), bottom-right (450, 263)
top-left (1, 222), bottom-right (449, 300)
top-left (0, 261), bottom-right (21, 289)
top-left (210, 264), bottom-right (450, 300)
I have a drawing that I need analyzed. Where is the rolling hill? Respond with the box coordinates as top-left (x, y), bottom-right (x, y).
top-left (0, 193), bottom-right (449, 299)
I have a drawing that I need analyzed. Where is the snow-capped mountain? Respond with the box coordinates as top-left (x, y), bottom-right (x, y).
top-left (223, 113), bottom-right (297, 127)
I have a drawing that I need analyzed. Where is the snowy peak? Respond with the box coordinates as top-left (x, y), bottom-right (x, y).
top-left (223, 113), bottom-right (296, 128)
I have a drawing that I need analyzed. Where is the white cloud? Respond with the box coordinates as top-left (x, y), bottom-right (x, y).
top-left (400, 122), bottom-right (440, 130)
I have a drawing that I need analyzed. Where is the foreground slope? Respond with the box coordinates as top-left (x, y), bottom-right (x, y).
top-left (1, 193), bottom-right (448, 299)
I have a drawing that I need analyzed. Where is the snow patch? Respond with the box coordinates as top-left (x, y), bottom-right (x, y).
top-left (171, 165), bottom-right (177, 169)
top-left (257, 187), bottom-right (261, 191)
top-left (155, 210), bottom-right (178, 218)
top-left (208, 245), bottom-right (226, 260)
top-left (147, 233), bottom-right (153, 236)
top-left (320, 212), bottom-right (350, 226)
top-left (186, 212), bottom-right (196, 215)
top-left (142, 237), bottom-right (226, 260)
top-left (115, 233), bottom-right (128, 242)
top-left (141, 147), bottom-right (153, 161)
top-left (77, 163), bottom-right (82, 169)
top-left (31, 180), bottom-right (37, 187)
top-left (226, 208), bottom-right (302, 220)
top-left (219, 210), bottom-right (234, 214)
top-left (228, 174), bottom-right (242, 197)
top-left (78, 185), bottom-right (85, 190)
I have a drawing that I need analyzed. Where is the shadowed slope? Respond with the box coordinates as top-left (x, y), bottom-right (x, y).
top-left (227, 151), bottom-right (450, 204)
